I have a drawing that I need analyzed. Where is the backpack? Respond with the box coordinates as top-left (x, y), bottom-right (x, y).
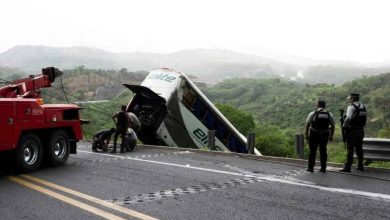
top-left (311, 110), bottom-right (330, 130)
top-left (350, 104), bottom-right (367, 128)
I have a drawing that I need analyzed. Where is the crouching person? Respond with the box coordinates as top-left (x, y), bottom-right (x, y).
top-left (92, 128), bottom-right (115, 152)
top-left (123, 128), bottom-right (137, 152)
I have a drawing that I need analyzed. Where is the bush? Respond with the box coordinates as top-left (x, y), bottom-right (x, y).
top-left (215, 103), bottom-right (255, 135)
top-left (255, 123), bottom-right (295, 157)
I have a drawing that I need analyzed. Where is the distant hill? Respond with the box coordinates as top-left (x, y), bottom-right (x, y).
top-left (0, 66), bottom-right (25, 81)
top-left (0, 46), bottom-right (122, 72)
top-left (1, 45), bottom-right (390, 84)
top-left (42, 67), bottom-right (148, 102)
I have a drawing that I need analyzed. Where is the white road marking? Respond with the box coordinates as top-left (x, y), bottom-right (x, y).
top-left (78, 150), bottom-right (390, 202)
top-left (79, 150), bottom-right (245, 177)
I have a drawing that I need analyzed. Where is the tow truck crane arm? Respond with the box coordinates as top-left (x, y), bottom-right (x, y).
top-left (0, 67), bottom-right (62, 98)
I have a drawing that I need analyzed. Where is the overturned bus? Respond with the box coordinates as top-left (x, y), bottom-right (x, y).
top-left (124, 68), bottom-right (261, 155)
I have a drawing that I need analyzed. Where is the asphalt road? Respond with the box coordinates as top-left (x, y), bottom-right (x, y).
top-left (1, 142), bottom-right (390, 220)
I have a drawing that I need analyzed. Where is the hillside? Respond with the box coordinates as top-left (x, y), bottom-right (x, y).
top-left (1, 45), bottom-right (390, 84)
top-left (41, 67), bottom-right (147, 102)
top-left (0, 66), bottom-right (25, 81)
top-left (205, 73), bottom-right (390, 138)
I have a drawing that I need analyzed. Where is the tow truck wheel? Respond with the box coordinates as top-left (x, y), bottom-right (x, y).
top-left (48, 130), bottom-right (70, 166)
top-left (16, 133), bottom-right (43, 172)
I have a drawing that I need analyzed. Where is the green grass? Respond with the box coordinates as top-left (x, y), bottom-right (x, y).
top-left (369, 161), bottom-right (390, 168)
top-left (327, 142), bottom-right (347, 164)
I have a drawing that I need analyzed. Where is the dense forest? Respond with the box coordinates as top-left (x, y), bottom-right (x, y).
top-left (205, 73), bottom-right (390, 138)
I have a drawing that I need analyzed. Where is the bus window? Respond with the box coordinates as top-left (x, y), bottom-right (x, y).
top-left (192, 97), bottom-right (207, 120)
top-left (216, 124), bottom-right (228, 146)
top-left (228, 134), bottom-right (238, 152)
top-left (204, 111), bottom-right (215, 129)
top-left (182, 83), bottom-right (197, 109)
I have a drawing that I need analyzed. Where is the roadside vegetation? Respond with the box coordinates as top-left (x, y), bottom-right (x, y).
top-left (207, 73), bottom-right (390, 168)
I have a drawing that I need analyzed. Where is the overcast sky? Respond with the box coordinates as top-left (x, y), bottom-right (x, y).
top-left (1, 0), bottom-right (390, 63)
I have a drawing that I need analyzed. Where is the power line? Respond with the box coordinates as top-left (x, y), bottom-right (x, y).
top-left (1, 75), bottom-right (114, 117)
top-left (50, 86), bottom-right (113, 116)
top-left (42, 92), bottom-right (112, 117)
top-left (59, 75), bottom-right (70, 104)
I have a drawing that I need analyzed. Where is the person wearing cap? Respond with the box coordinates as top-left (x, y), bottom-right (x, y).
top-left (305, 100), bottom-right (335, 173)
top-left (340, 93), bottom-right (367, 172)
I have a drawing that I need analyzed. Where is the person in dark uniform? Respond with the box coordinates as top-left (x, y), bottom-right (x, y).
top-left (305, 100), bottom-right (335, 173)
top-left (92, 128), bottom-right (115, 152)
top-left (340, 93), bottom-right (367, 172)
top-left (111, 105), bottom-right (129, 153)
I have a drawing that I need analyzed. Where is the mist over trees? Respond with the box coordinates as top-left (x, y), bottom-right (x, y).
top-left (1, 45), bottom-right (390, 85)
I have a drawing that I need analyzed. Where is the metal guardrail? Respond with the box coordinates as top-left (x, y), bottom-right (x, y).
top-left (363, 138), bottom-right (390, 162)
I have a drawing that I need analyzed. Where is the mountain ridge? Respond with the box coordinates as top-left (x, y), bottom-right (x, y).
top-left (1, 45), bottom-right (390, 84)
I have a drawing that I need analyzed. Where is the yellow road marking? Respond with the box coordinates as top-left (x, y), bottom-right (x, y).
top-left (7, 176), bottom-right (126, 220)
top-left (20, 174), bottom-right (157, 220)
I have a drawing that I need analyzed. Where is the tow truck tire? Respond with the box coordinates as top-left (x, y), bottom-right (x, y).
top-left (16, 133), bottom-right (43, 172)
top-left (48, 130), bottom-right (70, 166)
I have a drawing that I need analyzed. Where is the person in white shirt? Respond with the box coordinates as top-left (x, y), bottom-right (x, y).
top-left (340, 93), bottom-right (367, 172)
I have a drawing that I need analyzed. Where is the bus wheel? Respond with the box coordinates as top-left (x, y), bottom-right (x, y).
top-left (48, 130), bottom-right (70, 166)
top-left (16, 133), bottom-right (43, 172)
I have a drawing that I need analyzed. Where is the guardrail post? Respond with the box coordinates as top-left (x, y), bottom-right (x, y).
top-left (208, 130), bottom-right (216, 151)
top-left (247, 132), bottom-right (255, 154)
top-left (295, 134), bottom-right (304, 159)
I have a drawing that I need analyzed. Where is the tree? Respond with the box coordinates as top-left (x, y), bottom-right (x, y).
top-left (254, 123), bottom-right (294, 157)
top-left (371, 87), bottom-right (390, 138)
top-left (215, 103), bottom-right (255, 136)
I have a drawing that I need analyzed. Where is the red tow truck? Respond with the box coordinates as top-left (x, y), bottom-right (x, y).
top-left (0, 67), bottom-right (83, 172)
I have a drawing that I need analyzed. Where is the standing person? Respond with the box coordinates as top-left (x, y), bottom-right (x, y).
top-left (127, 111), bottom-right (141, 133)
top-left (305, 100), bottom-right (335, 173)
top-left (92, 128), bottom-right (115, 152)
top-left (340, 93), bottom-right (367, 172)
top-left (111, 105), bottom-right (129, 153)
